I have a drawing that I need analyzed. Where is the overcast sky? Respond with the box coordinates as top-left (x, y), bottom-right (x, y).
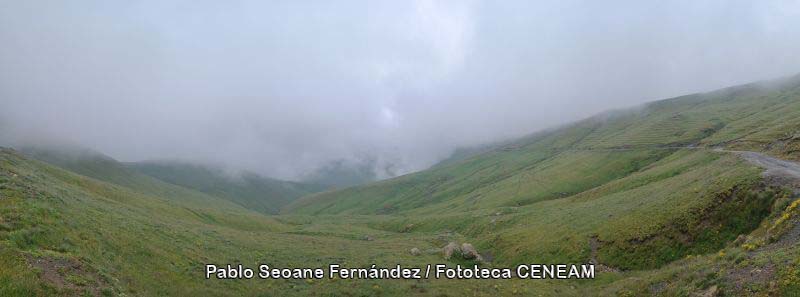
top-left (1, 0), bottom-right (800, 179)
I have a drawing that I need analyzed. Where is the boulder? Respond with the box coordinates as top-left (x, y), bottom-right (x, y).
top-left (698, 285), bottom-right (718, 297)
top-left (443, 242), bottom-right (460, 260)
top-left (460, 243), bottom-right (481, 260)
top-left (409, 248), bottom-right (421, 256)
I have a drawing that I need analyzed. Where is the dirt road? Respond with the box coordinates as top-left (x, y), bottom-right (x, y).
top-left (726, 150), bottom-right (800, 182)
top-left (715, 148), bottom-right (800, 193)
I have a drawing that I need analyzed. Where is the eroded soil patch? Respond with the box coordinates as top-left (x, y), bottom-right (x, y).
top-left (25, 253), bottom-right (111, 296)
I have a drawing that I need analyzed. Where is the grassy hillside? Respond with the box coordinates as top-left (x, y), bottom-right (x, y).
top-left (287, 75), bottom-right (800, 272)
top-left (0, 148), bottom-right (289, 295)
top-left (21, 148), bottom-right (323, 215)
top-left (128, 161), bottom-right (323, 214)
top-left (21, 147), bottom-right (266, 212)
top-left (0, 148), bottom-right (487, 295)
top-left (0, 147), bottom-right (603, 296)
top-left (2, 145), bottom-right (799, 296)
top-left (287, 75), bottom-right (800, 215)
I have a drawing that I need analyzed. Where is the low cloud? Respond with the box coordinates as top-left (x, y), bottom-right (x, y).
top-left (2, 0), bottom-right (800, 180)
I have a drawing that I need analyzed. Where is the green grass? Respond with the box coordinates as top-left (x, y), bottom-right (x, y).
top-left (363, 150), bottom-right (769, 269)
top-left (0, 149), bottom-right (577, 295)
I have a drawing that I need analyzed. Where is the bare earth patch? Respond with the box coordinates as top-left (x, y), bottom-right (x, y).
top-left (25, 253), bottom-right (110, 296)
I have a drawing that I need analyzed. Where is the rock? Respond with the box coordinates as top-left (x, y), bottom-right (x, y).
top-left (362, 235), bottom-right (374, 241)
top-left (443, 242), bottom-right (460, 260)
top-left (698, 285), bottom-right (718, 297)
top-left (460, 243), bottom-right (481, 261)
top-left (410, 248), bottom-right (421, 256)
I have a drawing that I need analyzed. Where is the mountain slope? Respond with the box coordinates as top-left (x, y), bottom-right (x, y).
top-left (0, 147), bottom-right (570, 296)
top-left (286, 75), bottom-right (800, 215)
top-left (128, 161), bottom-right (324, 214)
top-left (0, 148), bottom-right (289, 295)
top-left (285, 75), bottom-right (800, 272)
top-left (20, 147), bottom-right (260, 212)
top-left (20, 148), bottom-right (323, 215)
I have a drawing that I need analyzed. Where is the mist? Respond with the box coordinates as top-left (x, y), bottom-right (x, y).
top-left (1, 0), bottom-right (800, 180)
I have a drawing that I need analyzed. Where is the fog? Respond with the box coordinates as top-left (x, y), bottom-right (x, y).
top-left (1, 1), bottom-right (800, 180)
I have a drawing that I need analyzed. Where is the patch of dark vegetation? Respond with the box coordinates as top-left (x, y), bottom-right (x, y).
top-left (598, 183), bottom-right (783, 270)
top-left (588, 235), bottom-right (621, 273)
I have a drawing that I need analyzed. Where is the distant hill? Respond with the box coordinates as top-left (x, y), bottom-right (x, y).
top-left (299, 159), bottom-right (378, 189)
top-left (127, 161), bottom-right (325, 214)
top-left (18, 146), bottom-right (249, 209)
top-left (20, 147), bottom-right (323, 215)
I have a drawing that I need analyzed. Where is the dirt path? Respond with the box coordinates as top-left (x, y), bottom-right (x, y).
top-left (732, 151), bottom-right (800, 179)
top-left (716, 149), bottom-right (800, 189)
